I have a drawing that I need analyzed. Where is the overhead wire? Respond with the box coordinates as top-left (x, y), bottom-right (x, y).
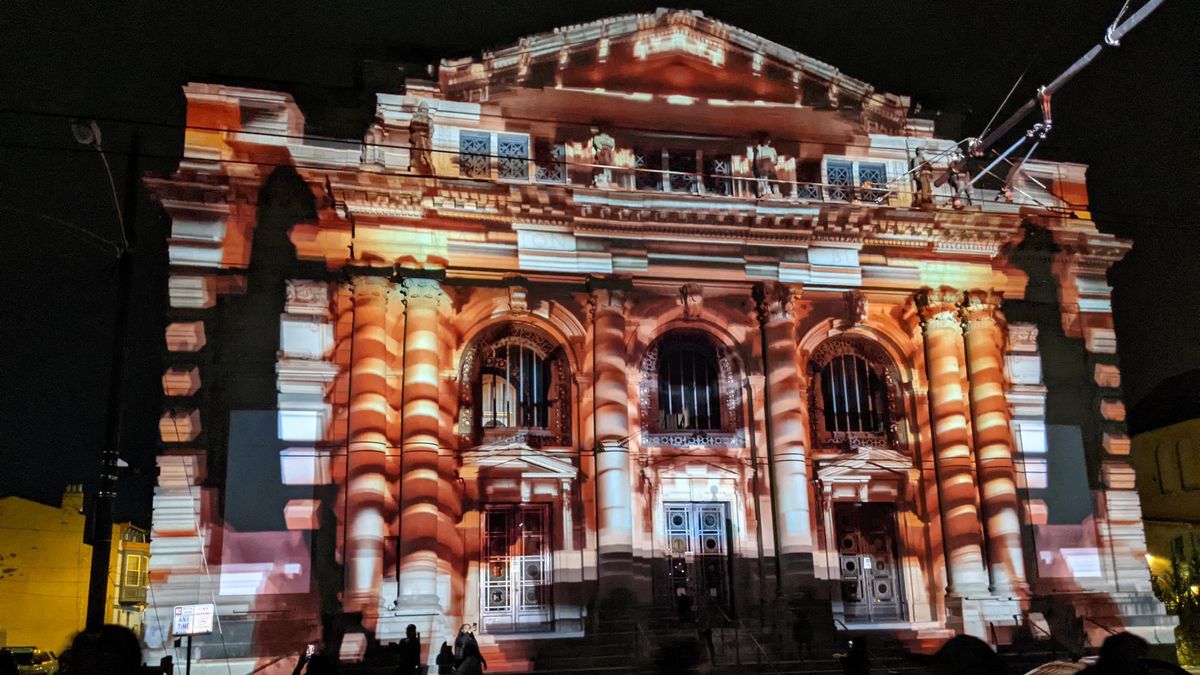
top-left (3, 136), bottom-right (1194, 230)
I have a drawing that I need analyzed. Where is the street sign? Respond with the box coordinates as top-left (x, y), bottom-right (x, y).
top-left (172, 603), bottom-right (215, 636)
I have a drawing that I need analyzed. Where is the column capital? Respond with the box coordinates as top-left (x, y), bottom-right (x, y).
top-left (753, 281), bottom-right (801, 325)
top-left (399, 277), bottom-right (445, 307)
top-left (350, 275), bottom-right (392, 300)
top-left (960, 289), bottom-right (1005, 331)
top-left (914, 285), bottom-right (962, 332)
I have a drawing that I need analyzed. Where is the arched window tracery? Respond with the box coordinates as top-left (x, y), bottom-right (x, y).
top-left (807, 338), bottom-right (900, 451)
top-left (459, 323), bottom-right (571, 448)
top-left (639, 330), bottom-right (744, 448)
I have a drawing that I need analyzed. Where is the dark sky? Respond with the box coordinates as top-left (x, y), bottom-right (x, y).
top-left (1, 1), bottom-right (1197, 525)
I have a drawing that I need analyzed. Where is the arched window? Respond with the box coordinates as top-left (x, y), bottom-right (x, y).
top-left (460, 323), bottom-right (570, 448)
top-left (819, 354), bottom-right (886, 434)
top-left (657, 342), bottom-right (721, 431)
top-left (808, 339), bottom-right (897, 450)
top-left (639, 330), bottom-right (745, 448)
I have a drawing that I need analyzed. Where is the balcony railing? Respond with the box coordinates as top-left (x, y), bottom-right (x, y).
top-left (436, 145), bottom-right (1056, 213)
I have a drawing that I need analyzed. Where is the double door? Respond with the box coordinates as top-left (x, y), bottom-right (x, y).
top-left (660, 502), bottom-right (732, 613)
top-left (834, 502), bottom-right (903, 622)
top-left (481, 504), bottom-right (552, 633)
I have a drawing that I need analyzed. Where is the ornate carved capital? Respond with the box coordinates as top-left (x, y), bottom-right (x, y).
top-left (286, 279), bottom-right (331, 316)
top-left (959, 289), bottom-right (1005, 331)
top-left (678, 283), bottom-right (704, 318)
top-left (399, 277), bottom-right (445, 307)
top-left (914, 285), bottom-right (962, 332)
top-left (350, 275), bottom-right (391, 301)
top-left (753, 282), bottom-right (797, 325)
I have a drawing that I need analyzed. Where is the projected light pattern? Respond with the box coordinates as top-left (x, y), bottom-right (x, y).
top-left (139, 9), bottom-right (1174, 672)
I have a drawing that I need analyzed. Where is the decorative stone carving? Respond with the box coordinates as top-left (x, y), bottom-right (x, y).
top-left (587, 287), bottom-right (626, 317)
top-left (678, 283), bottom-right (704, 318)
top-left (1007, 323), bottom-right (1039, 353)
top-left (507, 283), bottom-right (529, 314)
top-left (285, 280), bottom-right (332, 316)
top-left (408, 101), bottom-right (434, 177)
top-left (846, 290), bottom-right (868, 326)
top-left (913, 286), bottom-right (962, 331)
top-left (400, 277), bottom-right (445, 306)
top-left (753, 282), bottom-right (796, 324)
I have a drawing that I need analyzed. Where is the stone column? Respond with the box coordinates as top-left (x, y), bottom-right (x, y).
top-left (345, 276), bottom-right (393, 610)
top-left (916, 287), bottom-right (989, 596)
top-left (753, 282), bottom-right (814, 593)
top-left (397, 277), bottom-right (446, 610)
top-left (961, 290), bottom-right (1028, 596)
top-left (589, 286), bottom-right (635, 599)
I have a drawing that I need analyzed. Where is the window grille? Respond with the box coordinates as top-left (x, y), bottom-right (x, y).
top-left (826, 160), bottom-right (853, 201)
top-left (460, 131), bottom-right (490, 178)
top-left (857, 162), bottom-right (888, 202)
top-left (534, 141), bottom-right (566, 183)
top-left (634, 148), bottom-right (663, 191)
top-left (482, 342), bottom-right (551, 430)
top-left (657, 343), bottom-right (721, 431)
top-left (498, 134), bottom-right (529, 181)
top-left (819, 353), bottom-right (887, 434)
top-left (704, 154), bottom-right (733, 196)
top-left (667, 149), bottom-right (697, 193)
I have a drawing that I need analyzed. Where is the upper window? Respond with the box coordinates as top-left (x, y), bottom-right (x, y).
top-left (819, 353), bottom-right (887, 434)
top-left (639, 330), bottom-right (744, 448)
top-left (460, 323), bottom-right (570, 448)
top-left (808, 338), bottom-right (897, 450)
top-left (657, 342), bottom-right (722, 431)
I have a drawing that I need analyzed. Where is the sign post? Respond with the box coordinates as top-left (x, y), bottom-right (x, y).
top-left (172, 603), bottom-right (215, 675)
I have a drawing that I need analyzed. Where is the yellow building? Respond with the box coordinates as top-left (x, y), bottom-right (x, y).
top-left (0, 485), bottom-right (149, 653)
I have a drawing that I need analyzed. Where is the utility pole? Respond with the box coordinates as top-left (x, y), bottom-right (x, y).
top-left (86, 130), bottom-right (140, 629)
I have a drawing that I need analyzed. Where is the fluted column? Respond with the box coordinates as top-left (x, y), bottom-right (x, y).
top-left (961, 290), bottom-right (1027, 596)
top-left (345, 276), bottom-right (393, 610)
top-left (589, 286), bottom-right (635, 597)
top-left (916, 287), bottom-right (989, 596)
top-left (397, 277), bottom-right (446, 607)
top-left (753, 282), bottom-right (814, 593)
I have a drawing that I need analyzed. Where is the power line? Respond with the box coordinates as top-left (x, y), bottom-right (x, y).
top-left (2, 138), bottom-right (1195, 230)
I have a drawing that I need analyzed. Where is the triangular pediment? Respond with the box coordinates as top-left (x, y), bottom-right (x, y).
top-left (462, 442), bottom-right (578, 480)
top-left (816, 445), bottom-right (916, 481)
top-left (439, 9), bottom-right (908, 119)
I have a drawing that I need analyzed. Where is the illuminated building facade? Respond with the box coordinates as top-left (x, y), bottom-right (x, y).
top-left (141, 10), bottom-right (1175, 670)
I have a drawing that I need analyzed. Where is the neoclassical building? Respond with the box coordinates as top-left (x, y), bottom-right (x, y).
top-left (143, 10), bottom-right (1174, 671)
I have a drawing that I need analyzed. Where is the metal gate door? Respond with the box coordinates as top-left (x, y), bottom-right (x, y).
top-left (662, 502), bottom-right (732, 612)
top-left (834, 502), bottom-right (903, 622)
top-left (481, 504), bottom-right (552, 632)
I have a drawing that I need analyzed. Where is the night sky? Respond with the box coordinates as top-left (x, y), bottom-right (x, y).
top-left (1, 1), bottom-right (1197, 526)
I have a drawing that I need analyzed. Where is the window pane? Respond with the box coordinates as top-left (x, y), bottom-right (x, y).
top-left (460, 132), bottom-right (490, 178)
top-left (498, 134), bottom-right (529, 181)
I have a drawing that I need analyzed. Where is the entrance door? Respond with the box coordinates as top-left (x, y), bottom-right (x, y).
top-left (834, 502), bottom-right (903, 622)
top-left (661, 502), bottom-right (732, 613)
top-left (481, 504), bottom-right (552, 633)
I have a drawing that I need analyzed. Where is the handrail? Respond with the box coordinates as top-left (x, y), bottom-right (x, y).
top-left (1083, 617), bottom-right (1119, 636)
top-left (833, 618), bottom-right (850, 632)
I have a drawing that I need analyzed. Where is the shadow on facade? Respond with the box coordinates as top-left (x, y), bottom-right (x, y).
top-left (1003, 223), bottom-right (1123, 651)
